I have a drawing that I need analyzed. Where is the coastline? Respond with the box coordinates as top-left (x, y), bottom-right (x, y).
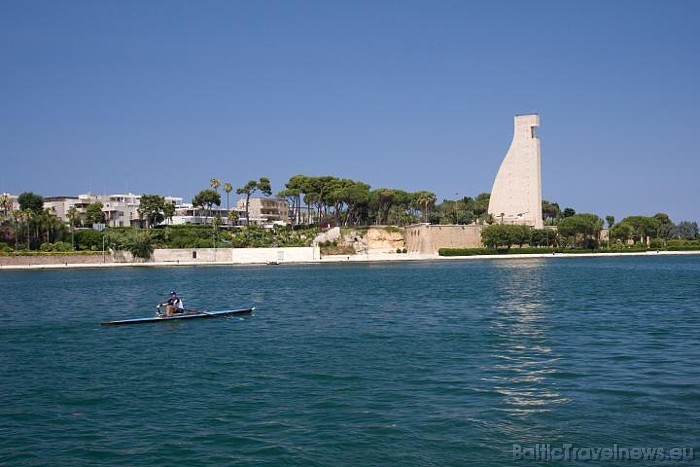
top-left (1, 249), bottom-right (699, 271)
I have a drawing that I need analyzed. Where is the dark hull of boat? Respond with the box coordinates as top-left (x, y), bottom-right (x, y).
top-left (101, 307), bottom-right (255, 326)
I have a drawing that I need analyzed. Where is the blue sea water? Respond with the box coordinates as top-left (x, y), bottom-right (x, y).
top-left (1, 256), bottom-right (699, 466)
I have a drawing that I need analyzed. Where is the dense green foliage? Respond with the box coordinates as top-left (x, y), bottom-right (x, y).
top-left (191, 189), bottom-right (221, 219)
top-left (138, 194), bottom-right (170, 228)
top-left (429, 193), bottom-right (490, 225)
top-left (481, 224), bottom-right (532, 249)
top-left (437, 246), bottom-right (687, 256)
top-left (279, 175), bottom-right (437, 227)
top-left (104, 225), bottom-right (317, 251)
top-left (85, 202), bottom-right (106, 225)
top-left (556, 213), bottom-right (604, 248)
top-left (18, 192), bottom-right (44, 213)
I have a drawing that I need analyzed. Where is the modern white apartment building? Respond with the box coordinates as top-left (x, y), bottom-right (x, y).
top-left (236, 197), bottom-right (289, 226)
top-left (43, 193), bottom-right (182, 227)
top-left (170, 204), bottom-right (244, 226)
top-left (6, 191), bottom-right (290, 228)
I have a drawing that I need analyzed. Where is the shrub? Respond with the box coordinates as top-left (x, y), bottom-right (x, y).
top-left (649, 239), bottom-right (664, 249)
top-left (75, 229), bottom-right (103, 251)
top-left (39, 241), bottom-right (73, 252)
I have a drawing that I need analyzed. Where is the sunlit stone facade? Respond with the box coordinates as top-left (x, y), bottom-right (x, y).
top-left (488, 114), bottom-right (543, 229)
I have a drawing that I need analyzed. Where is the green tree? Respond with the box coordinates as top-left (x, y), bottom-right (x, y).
top-left (228, 209), bottom-right (239, 225)
top-left (605, 215), bottom-right (615, 229)
top-left (17, 192), bottom-right (44, 214)
top-left (0, 193), bottom-right (13, 220)
top-left (673, 221), bottom-right (699, 239)
top-left (325, 178), bottom-right (373, 226)
top-left (125, 230), bottom-right (154, 260)
top-left (278, 187), bottom-right (302, 225)
top-left (542, 200), bottom-right (561, 221)
top-left (236, 177), bottom-right (272, 227)
top-left (76, 229), bottom-right (103, 251)
top-left (530, 229), bottom-right (557, 247)
top-left (223, 182), bottom-right (233, 224)
top-left (210, 178), bottom-right (221, 192)
top-left (283, 175), bottom-right (308, 225)
top-left (481, 224), bottom-right (531, 250)
top-left (653, 213), bottom-right (674, 242)
top-left (19, 210), bottom-right (34, 249)
top-left (298, 176), bottom-right (335, 225)
top-left (473, 193), bottom-right (491, 217)
top-left (561, 207), bottom-right (576, 218)
top-left (372, 188), bottom-right (408, 225)
top-left (414, 191), bottom-right (437, 223)
top-left (138, 194), bottom-right (167, 228)
top-left (163, 201), bottom-right (175, 224)
top-left (192, 189), bottom-right (221, 222)
top-left (67, 206), bottom-right (79, 250)
top-left (557, 213), bottom-right (603, 248)
top-left (38, 208), bottom-right (66, 245)
top-left (610, 222), bottom-right (635, 244)
top-left (619, 216), bottom-right (660, 244)
top-left (85, 202), bottom-right (106, 225)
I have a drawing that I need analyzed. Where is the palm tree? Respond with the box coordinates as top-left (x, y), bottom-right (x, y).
top-left (415, 191), bottom-right (436, 223)
top-left (192, 189), bottom-right (221, 224)
top-left (210, 178), bottom-right (220, 192)
top-left (0, 193), bottom-right (12, 220)
top-left (20, 209), bottom-right (33, 249)
top-left (223, 182), bottom-right (233, 224)
top-left (236, 177), bottom-right (272, 228)
top-left (605, 215), bottom-right (615, 229)
top-left (67, 206), bottom-right (79, 250)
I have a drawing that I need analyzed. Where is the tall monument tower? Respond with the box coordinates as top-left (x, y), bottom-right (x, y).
top-left (488, 114), bottom-right (543, 229)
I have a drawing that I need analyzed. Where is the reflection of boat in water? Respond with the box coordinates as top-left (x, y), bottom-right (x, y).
top-left (101, 307), bottom-right (255, 326)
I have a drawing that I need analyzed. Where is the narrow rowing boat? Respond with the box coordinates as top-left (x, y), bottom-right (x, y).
top-left (101, 307), bottom-right (255, 326)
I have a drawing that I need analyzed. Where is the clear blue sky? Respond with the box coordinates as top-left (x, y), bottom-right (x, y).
top-left (1, 1), bottom-right (699, 222)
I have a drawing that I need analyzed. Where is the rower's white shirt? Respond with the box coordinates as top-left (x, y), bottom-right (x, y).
top-left (164, 297), bottom-right (184, 310)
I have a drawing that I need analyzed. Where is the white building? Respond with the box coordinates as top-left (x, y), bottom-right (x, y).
top-left (170, 204), bottom-right (244, 226)
top-left (42, 193), bottom-right (183, 227)
top-left (236, 197), bottom-right (289, 227)
top-left (5, 192), bottom-right (291, 229)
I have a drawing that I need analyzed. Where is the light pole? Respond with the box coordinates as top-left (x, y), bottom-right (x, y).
top-left (92, 222), bottom-right (106, 263)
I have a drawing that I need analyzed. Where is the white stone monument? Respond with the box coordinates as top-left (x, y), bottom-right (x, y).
top-left (488, 114), bottom-right (543, 229)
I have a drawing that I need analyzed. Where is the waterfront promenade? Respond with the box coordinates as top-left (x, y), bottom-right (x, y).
top-left (1, 249), bottom-right (699, 271)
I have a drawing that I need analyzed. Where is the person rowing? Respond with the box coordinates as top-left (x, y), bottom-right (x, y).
top-left (157, 290), bottom-right (184, 317)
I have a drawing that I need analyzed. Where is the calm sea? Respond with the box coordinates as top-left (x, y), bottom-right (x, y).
top-left (1, 256), bottom-right (699, 466)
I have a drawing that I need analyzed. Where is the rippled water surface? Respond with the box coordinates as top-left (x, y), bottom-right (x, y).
top-left (2, 256), bottom-right (699, 465)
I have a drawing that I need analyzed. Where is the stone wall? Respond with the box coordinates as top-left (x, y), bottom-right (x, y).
top-left (152, 247), bottom-right (320, 264)
top-left (0, 254), bottom-right (111, 267)
top-left (405, 224), bottom-right (483, 254)
top-left (0, 247), bottom-right (320, 267)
